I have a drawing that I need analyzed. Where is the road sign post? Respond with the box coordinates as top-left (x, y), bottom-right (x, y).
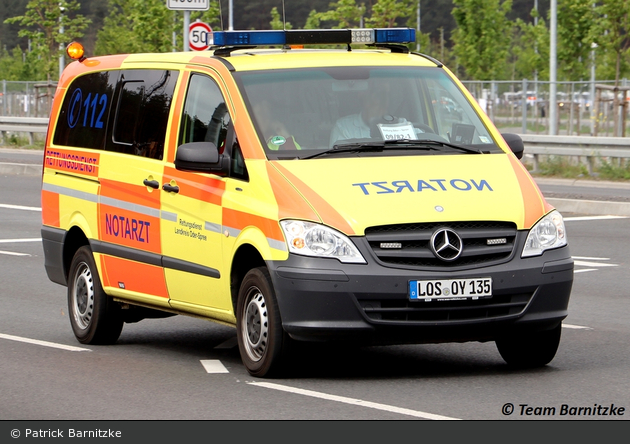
top-left (166, 0), bottom-right (210, 52)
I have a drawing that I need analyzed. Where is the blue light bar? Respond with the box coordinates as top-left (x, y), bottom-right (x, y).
top-left (211, 28), bottom-right (415, 48)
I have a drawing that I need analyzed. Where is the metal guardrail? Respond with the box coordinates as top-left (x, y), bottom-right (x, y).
top-left (519, 134), bottom-right (630, 174)
top-left (0, 116), bottom-right (49, 145)
top-left (1, 117), bottom-right (630, 173)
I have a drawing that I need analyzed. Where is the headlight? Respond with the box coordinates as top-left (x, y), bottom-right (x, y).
top-left (522, 210), bottom-right (567, 257)
top-left (280, 220), bottom-right (366, 264)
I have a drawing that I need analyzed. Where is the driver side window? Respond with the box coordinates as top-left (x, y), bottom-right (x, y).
top-left (179, 74), bottom-right (230, 153)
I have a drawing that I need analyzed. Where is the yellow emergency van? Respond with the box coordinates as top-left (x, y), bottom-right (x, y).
top-left (41, 29), bottom-right (573, 377)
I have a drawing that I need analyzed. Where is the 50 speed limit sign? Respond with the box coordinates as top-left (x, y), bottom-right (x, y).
top-left (189, 21), bottom-right (212, 51)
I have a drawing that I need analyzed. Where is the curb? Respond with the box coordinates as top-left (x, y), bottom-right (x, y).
top-left (547, 198), bottom-right (630, 217)
top-left (0, 162), bottom-right (42, 176)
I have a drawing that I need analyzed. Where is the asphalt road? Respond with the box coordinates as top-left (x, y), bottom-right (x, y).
top-left (1, 149), bottom-right (629, 430)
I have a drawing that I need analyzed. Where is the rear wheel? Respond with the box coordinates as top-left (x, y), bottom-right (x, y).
top-left (68, 246), bottom-right (123, 345)
top-left (496, 324), bottom-right (562, 368)
top-left (236, 267), bottom-right (288, 378)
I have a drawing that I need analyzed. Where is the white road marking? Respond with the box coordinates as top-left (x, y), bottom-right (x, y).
top-left (200, 360), bottom-right (229, 373)
top-left (574, 269), bottom-right (597, 273)
top-left (564, 215), bottom-right (628, 222)
top-left (0, 238), bottom-right (42, 243)
top-left (0, 203), bottom-right (41, 211)
top-left (574, 260), bottom-right (618, 268)
top-left (0, 333), bottom-right (91, 352)
top-left (0, 250), bottom-right (30, 256)
top-left (572, 256), bottom-right (610, 261)
top-left (563, 324), bottom-right (593, 330)
top-left (247, 381), bottom-right (461, 420)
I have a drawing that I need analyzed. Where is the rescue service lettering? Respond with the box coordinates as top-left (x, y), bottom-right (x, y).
top-left (352, 179), bottom-right (493, 195)
top-left (45, 149), bottom-right (98, 173)
top-left (105, 214), bottom-right (150, 243)
top-left (175, 218), bottom-right (208, 241)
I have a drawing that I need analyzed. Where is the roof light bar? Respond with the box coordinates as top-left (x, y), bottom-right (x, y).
top-left (212, 28), bottom-right (415, 48)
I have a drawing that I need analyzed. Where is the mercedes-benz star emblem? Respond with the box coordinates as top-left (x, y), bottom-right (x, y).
top-left (430, 228), bottom-right (463, 261)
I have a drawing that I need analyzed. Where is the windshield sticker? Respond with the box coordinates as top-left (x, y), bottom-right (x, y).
top-left (269, 135), bottom-right (287, 146)
top-left (353, 179), bottom-right (493, 195)
top-left (479, 136), bottom-right (491, 143)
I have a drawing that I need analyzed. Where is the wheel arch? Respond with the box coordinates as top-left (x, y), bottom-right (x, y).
top-left (229, 243), bottom-right (266, 314)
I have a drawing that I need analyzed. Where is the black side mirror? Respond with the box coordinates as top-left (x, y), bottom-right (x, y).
top-left (501, 133), bottom-right (524, 159)
top-left (174, 141), bottom-right (230, 173)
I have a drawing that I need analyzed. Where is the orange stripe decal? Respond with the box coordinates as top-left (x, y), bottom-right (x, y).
top-left (41, 190), bottom-right (60, 227)
top-left (223, 207), bottom-right (284, 242)
top-left (266, 163), bottom-right (319, 222)
top-left (163, 165), bottom-right (225, 205)
top-left (101, 256), bottom-right (169, 298)
top-left (271, 162), bottom-right (355, 235)
top-left (99, 178), bottom-right (160, 209)
top-left (508, 155), bottom-right (551, 228)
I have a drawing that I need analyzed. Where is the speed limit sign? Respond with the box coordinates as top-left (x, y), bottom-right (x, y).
top-left (189, 21), bottom-right (212, 51)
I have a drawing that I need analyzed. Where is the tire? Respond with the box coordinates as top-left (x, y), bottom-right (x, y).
top-left (236, 267), bottom-right (288, 378)
top-left (496, 324), bottom-right (562, 368)
top-left (67, 246), bottom-right (123, 345)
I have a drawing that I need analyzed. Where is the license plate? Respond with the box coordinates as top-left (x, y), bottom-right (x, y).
top-left (409, 277), bottom-right (492, 301)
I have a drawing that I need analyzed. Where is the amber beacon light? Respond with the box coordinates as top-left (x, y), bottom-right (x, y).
top-left (66, 42), bottom-right (86, 61)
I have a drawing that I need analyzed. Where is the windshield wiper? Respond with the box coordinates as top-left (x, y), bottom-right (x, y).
top-left (302, 140), bottom-right (440, 159)
top-left (302, 139), bottom-right (482, 159)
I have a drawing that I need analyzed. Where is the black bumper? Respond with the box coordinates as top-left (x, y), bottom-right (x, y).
top-left (267, 233), bottom-right (573, 345)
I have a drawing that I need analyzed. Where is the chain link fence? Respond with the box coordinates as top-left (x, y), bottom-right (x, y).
top-left (2, 78), bottom-right (629, 136)
top-left (1, 80), bottom-right (57, 118)
top-left (461, 79), bottom-right (630, 137)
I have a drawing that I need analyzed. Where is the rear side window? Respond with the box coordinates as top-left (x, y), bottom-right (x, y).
top-left (54, 69), bottom-right (178, 160)
top-left (108, 70), bottom-right (179, 160)
top-left (53, 71), bottom-right (116, 149)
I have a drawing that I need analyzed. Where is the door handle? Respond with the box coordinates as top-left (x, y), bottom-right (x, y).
top-left (162, 183), bottom-right (180, 193)
top-left (143, 179), bottom-right (159, 189)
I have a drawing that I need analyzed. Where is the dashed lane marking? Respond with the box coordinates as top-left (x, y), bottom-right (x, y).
top-left (0, 203), bottom-right (41, 211)
top-left (247, 381), bottom-right (461, 420)
top-left (200, 360), bottom-right (230, 373)
top-left (0, 333), bottom-right (91, 352)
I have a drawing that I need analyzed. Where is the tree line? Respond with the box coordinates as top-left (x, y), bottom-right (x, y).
top-left (1, 0), bottom-right (628, 85)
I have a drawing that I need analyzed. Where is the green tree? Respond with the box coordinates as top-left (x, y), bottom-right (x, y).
top-left (557, 0), bottom-right (594, 81)
top-left (589, 0), bottom-right (630, 85)
top-left (4, 0), bottom-right (90, 81)
top-left (95, 0), bottom-right (221, 55)
top-left (451, 0), bottom-right (513, 80)
top-left (316, 0), bottom-right (366, 28)
top-left (270, 7), bottom-right (292, 30)
top-left (0, 45), bottom-right (46, 81)
top-left (366, 0), bottom-right (415, 28)
top-left (508, 11), bottom-right (548, 81)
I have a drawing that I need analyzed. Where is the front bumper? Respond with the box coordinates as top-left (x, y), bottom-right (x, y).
top-left (267, 233), bottom-right (573, 345)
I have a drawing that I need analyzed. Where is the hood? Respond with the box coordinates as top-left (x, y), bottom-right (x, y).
top-left (271, 153), bottom-right (550, 235)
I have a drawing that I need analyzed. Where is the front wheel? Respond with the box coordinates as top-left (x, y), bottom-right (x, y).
top-left (68, 246), bottom-right (123, 345)
top-left (496, 324), bottom-right (562, 368)
top-left (236, 267), bottom-right (288, 378)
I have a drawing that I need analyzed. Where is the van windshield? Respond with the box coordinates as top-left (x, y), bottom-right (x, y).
top-left (234, 66), bottom-right (502, 160)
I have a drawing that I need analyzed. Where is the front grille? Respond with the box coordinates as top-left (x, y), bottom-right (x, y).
top-left (365, 221), bottom-right (517, 268)
top-left (359, 292), bottom-right (532, 323)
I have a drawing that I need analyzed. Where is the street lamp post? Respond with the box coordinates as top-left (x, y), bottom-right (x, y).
top-left (549, 0), bottom-right (557, 135)
top-left (59, 3), bottom-right (65, 80)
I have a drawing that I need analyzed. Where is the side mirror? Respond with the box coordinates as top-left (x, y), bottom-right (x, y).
top-left (501, 133), bottom-right (524, 159)
top-left (174, 141), bottom-right (229, 173)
